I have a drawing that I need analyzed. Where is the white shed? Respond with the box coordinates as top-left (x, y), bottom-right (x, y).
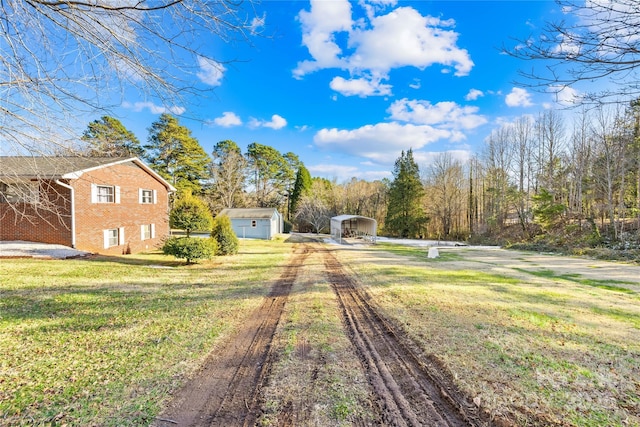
top-left (218, 208), bottom-right (283, 240)
top-left (331, 215), bottom-right (377, 244)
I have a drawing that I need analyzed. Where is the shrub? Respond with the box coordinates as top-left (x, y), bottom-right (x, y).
top-left (211, 215), bottom-right (239, 255)
top-left (162, 236), bottom-right (217, 264)
top-left (170, 190), bottom-right (213, 237)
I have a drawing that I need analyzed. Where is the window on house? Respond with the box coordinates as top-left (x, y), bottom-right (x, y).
top-left (105, 229), bottom-right (119, 248)
top-left (91, 184), bottom-right (120, 204)
top-left (97, 185), bottom-right (114, 203)
top-left (141, 224), bottom-right (155, 240)
top-left (0, 181), bottom-right (39, 204)
top-left (139, 189), bottom-right (155, 204)
top-left (251, 220), bottom-right (257, 228)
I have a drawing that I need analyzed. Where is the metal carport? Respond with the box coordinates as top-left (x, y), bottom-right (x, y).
top-left (331, 215), bottom-right (377, 244)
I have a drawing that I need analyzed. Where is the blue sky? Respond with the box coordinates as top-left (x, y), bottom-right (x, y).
top-left (113, 0), bottom-right (581, 182)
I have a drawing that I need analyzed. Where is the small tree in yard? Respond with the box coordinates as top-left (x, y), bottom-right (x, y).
top-left (211, 215), bottom-right (239, 255)
top-left (169, 191), bottom-right (213, 237)
top-left (162, 237), bottom-right (217, 265)
top-left (164, 191), bottom-right (216, 264)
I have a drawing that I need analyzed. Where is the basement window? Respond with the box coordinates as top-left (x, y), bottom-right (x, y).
top-left (141, 224), bottom-right (155, 240)
top-left (103, 227), bottom-right (125, 248)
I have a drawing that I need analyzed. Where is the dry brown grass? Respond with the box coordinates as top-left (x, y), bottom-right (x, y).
top-left (333, 244), bottom-right (640, 427)
top-left (257, 246), bottom-right (374, 426)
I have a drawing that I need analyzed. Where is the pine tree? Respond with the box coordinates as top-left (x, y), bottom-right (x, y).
top-left (211, 214), bottom-right (239, 255)
top-left (81, 116), bottom-right (143, 157)
top-left (145, 114), bottom-right (211, 193)
top-left (289, 165), bottom-right (312, 219)
top-left (246, 143), bottom-right (292, 207)
top-left (384, 149), bottom-right (426, 238)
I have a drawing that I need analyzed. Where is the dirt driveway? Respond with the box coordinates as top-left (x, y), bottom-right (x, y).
top-left (153, 240), bottom-right (639, 427)
top-left (153, 240), bottom-right (493, 427)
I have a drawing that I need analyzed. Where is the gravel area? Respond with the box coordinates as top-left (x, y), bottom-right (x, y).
top-left (0, 241), bottom-right (90, 259)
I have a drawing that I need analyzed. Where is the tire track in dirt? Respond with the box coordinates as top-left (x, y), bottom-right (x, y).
top-left (154, 245), bottom-right (310, 427)
top-left (321, 244), bottom-right (491, 427)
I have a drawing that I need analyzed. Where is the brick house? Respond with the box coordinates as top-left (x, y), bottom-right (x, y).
top-left (0, 156), bottom-right (176, 254)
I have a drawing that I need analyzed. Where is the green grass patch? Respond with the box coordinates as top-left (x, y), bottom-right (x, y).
top-left (0, 239), bottom-right (291, 426)
top-left (376, 242), bottom-right (463, 261)
top-left (335, 245), bottom-right (640, 427)
top-left (515, 268), bottom-right (637, 294)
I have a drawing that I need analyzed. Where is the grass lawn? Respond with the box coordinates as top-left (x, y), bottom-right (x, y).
top-left (335, 243), bottom-right (640, 427)
top-left (2, 237), bottom-right (640, 426)
top-left (0, 237), bottom-right (292, 426)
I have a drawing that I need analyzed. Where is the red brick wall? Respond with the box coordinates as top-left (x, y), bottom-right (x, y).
top-left (72, 162), bottom-right (171, 254)
top-left (0, 181), bottom-right (73, 246)
top-left (1, 160), bottom-right (171, 254)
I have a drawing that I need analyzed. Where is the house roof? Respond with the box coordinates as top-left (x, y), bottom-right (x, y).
top-left (0, 156), bottom-right (176, 191)
top-left (219, 208), bottom-right (280, 219)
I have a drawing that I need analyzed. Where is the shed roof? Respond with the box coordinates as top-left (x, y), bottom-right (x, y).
top-left (219, 208), bottom-right (279, 219)
top-left (0, 156), bottom-right (176, 191)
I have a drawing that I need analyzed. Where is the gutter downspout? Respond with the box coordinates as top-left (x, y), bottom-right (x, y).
top-left (55, 180), bottom-right (76, 248)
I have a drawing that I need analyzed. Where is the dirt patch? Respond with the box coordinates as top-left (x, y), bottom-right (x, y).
top-left (153, 241), bottom-right (498, 426)
top-left (153, 245), bottom-right (310, 427)
top-left (322, 244), bottom-right (493, 427)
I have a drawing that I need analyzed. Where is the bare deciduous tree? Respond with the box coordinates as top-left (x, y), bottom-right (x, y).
top-left (508, 0), bottom-right (640, 103)
top-left (1, 0), bottom-right (257, 155)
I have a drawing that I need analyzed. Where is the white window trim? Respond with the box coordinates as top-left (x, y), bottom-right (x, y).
top-left (139, 188), bottom-right (157, 204)
top-left (103, 227), bottom-right (125, 248)
top-left (92, 184), bottom-right (120, 204)
top-left (141, 223), bottom-right (155, 240)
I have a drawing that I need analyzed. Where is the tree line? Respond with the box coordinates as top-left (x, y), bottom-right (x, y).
top-left (81, 101), bottom-right (640, 249)
top-left (420, 102), bottom-right (640, 248)
top-left (80, 113), bottom-right (388, 234)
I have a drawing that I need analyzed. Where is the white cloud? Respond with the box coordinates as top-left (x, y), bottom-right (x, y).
top-left (413, 149), bottom-right (472, 167)
top-left (294, 0), bottom-right (353, 78)
top-left (212, 111), bottom-right (242, 127)
top-left (505, 87), bottom-right (533, 107)
top-left (249, 114), bottom-right (288, 130)
top-left (348, 7), bottom-right (473, 76)
top-left (549, 85), bottom-right (582, 106)
top-left (294, 3), bottom-right (473, 87)
top-left (330, 75), bottom-right (392, 97)
top-left (308, 163), bottom-right (359, 179)
top-left (314, 121), bottom-right (451, 162)
top-left (196, 57), bottom-right (225, 86)
top-left (409, 79), bottom-right (421, 89)
top-left (123, 101), bottom-right (185, 115)
top-left (250, 12), bottom-right (266, 33)
top-left (388, 98), bottom-right (487, 130)
top-left (465, 88), bottom-right (484, 101)
top-left (308, 163), bottom-right (391, 181)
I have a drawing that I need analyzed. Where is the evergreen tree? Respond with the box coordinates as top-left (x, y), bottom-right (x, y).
top-left (162, 236), bottom-right (217, 265)
top-left (384, 149), bottom-right (426, 238)
top-left (145, 114), bottom-right (211, 193)
top-left (81, 116), bottom-right (143, 157)
top-left (246, 143), bottom-right (292, 208)
top-left (289, 165), bottom-right (312, 220)
top-left (169, 190), bottom-right (214, 237)
top-left (211, 214), bottom-right (239, 255)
